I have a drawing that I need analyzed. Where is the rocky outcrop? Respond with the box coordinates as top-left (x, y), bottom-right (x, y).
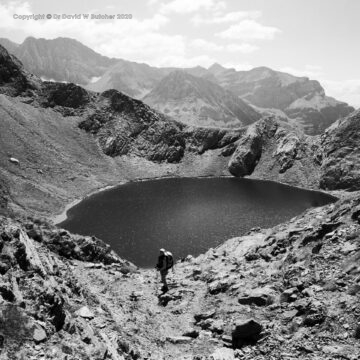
top-left (0, 44), bottom-right (40, 96)
top-left (320, 109), bottom-right (360, 191)
top-left (143, 70), bottom-right (261, 129)
top-left (79, 89), bottom-right (242, 163)
top-left (0, 215), bottom-right (136, 358)
top-left (228, 117), bottom-right (322, 189)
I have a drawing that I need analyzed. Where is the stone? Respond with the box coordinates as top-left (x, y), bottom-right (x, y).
top-left (194, 310), bottom-right (216, 322)
top-left (209, 347), bottom-right (236, 360)
top-left (166, 336), bottom-right (192, 344)
top-left (9, 157), bottom-right (19, 165)
top-left (76, 306), bottom-right (94, 319)
top-left (182, 329), bottom-right (199, 338)
top-left (231, 319), bottom-right (263, 348)
top-left (238, 288), bottom-right (274, 307)
top-left (280, 288), bottom-right (298, 303)
top-left (208, 280), bottom-right (230, 295)
top-left (282, 309), bottom-right (298, 322)
top-left (33, 326), bottom-right (47, 343)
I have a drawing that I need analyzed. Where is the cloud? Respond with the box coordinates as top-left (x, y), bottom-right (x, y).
top-left (190, 39), bottom-right (258, 54)
top-left (0, 2), bottom-right (184, 66)
top-left (190, 39), bottom-right (223, 52)
top-left (225, 43), bottom-right (258, 53)
top-left (221, 62), bottom-right (254, 71)
top-left (192, 10), bottom-right (261, 25)
top-left (217, 19), bottom-right (280, 40)
top-left (159, 0), bottom-right (226, 15)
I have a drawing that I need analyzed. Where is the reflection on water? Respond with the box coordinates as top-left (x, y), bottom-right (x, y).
top-left (59, 177), bottom-right (336, 267)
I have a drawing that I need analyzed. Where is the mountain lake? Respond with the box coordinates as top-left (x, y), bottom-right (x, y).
top-left (58, 177), bottom-right (337, 267)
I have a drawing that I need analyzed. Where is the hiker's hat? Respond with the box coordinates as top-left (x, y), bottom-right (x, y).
top-left (160, 248), bottom-right (165, 253)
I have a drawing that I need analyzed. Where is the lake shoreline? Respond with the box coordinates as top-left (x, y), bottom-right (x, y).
top-left (52, 173), bottom-right (341, 226)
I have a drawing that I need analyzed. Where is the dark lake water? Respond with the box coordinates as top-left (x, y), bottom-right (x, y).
top-left (59, 177), bottom-right (336, 268)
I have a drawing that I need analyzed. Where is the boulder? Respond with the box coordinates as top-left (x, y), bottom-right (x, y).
top-left (209, 347), bottom-right (236, 360)
top-left (228, 126), bottom-right (262, 177)
top-left (76, 306), bottom-right (94, 319)
top-left (182, 329), bottom-right (199, 339)
top-left (9, 158), bottom-right (19, 165)
top-left (33, 325), bottom-right (47, 343)
top-left (231, 319), bottom-right (263, 348)
top-left (166, 336), bottom-right (192, 344)
top-left (194, 310), bottom-right (216, 323)
top-left (208, 280), bottom-right (231, 295)
top-left (238, 288), bottom-right (275, 306)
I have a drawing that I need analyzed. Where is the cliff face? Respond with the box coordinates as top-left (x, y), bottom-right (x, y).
top-left (228, 108), bottom-right (360, 192)
top-left (320, 110), bottom-right (360, 191)
top-left (228, 117), bottom-right (322, 189)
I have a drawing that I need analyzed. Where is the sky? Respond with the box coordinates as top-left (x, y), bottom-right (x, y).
top-left (0, 0), bottom-right (359, 107)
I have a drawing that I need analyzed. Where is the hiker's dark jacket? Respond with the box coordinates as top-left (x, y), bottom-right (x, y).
top-left (156, 255), bottom-right (167, 272)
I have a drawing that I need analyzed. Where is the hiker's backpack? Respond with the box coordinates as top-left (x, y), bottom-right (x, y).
top-left (165, 251), bottom-right (174, 270)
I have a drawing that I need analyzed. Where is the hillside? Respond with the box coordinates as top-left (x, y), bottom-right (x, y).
top-left (1, 178), bottom-right (359, 359)
top-left (0, 37), bottom-right (354, 135)
top-left (0, 44), bottom-right (243, 217)
top-left (227, 109), bottom-right (360, 192)
top-left (143, 70), bottom-right (261, 128)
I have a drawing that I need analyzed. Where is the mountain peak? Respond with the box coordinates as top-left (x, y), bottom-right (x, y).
top-left (143, 68), bottom-right (260, 128)
top-left (208, 63), bottom-right (227, 74)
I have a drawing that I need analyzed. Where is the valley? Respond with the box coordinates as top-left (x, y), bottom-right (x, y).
top-left (0, 37), bottom-right (359, 360)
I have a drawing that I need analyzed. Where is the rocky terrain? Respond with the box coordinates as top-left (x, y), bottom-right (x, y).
top-left (0, 37), bottom-right (354, 134)
top-left (0, 42), bottom-right (360, 359)
top-left (143, 70), bottom-right (260, 128)
top-left (0, 182), bottom-right (359, 359)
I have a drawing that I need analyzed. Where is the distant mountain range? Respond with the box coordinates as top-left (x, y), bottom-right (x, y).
top-left (143, 70), bottom-right (260, 128)
top-left (0, 37), bottom-right (354, 134)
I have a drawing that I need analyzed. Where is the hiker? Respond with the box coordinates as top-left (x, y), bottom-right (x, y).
top-left (155, 248), bottom-right (174, 291)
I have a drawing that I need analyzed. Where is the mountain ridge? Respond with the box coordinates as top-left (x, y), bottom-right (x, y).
top-left (143, 70), bottom-right (261, 128)
top-left (0, 36), bottom-right (354, 134)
